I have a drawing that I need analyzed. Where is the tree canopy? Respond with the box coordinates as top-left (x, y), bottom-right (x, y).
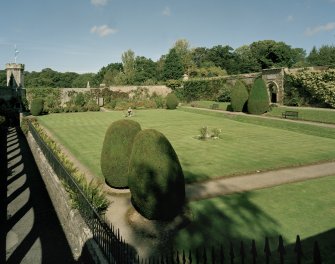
top-left (15, 39), bottom-right (334, 89)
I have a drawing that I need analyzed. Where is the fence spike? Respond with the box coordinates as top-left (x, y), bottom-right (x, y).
top-left (188, 249), bottom-right (192, 264)
top-left (264, 237), bottom-right (271, 264)
top-left (176, 250), bottom-right (180, 264)
top-left (229, 242), bottom-right (235, 264)
top-left (250, 239), bottom-right (257, 264)
top-left (203, 247), bottom-right (207, 264)
top-left (220, 244), bottom-right (224, 264)
top-left (182, 250), bottom-right (186, 264)
top-left (294, 235), bottom-right (303, 264)
top-left (277, 235), bottom-right (286, 264)
top-left (195, 248), bottom-right (200, 264)
top-left (212, 246), bottom-right (216, 264)
top-left (313, 241), bottom-right (322, 264)
top-left (240, 241), bottom-right (245, 264)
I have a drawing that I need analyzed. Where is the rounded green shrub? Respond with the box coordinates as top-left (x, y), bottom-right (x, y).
top-left (247, 78), bottom-right (270, 115)
top-left (101, 119), bottom-right (142, 188)
top-left (166, 93), bottom-right (179, 110)
top-left (30, 98), bottom-right (44, 116)
top-left (128, 129), bottom-right (185, 220)
top-left (231, 80), bottom-right (249, 112)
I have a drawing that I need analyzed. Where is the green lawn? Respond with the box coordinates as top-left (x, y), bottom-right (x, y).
top-left (266, 105), bottom-right (335, 124)
top-left (37, 109), bottom-right (335, 183)
top-left (183, 100), bottom-right (231, 110)
top-left (173, 175), bottom-right (335, 262)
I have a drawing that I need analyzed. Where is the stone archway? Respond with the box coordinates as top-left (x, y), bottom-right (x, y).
top-left (268, 81), bottom-right (279, 103)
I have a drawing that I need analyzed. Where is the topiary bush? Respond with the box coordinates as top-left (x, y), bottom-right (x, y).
top-left (166, 93), bottom-right (179, 109)
top-left (230, 80), bottom-right (249, 112)
top-left (247, 78), bottom-right (270, 115)
top-left (128, 129), bottom-right (185, 220)
top-left (30, 98), bottom-right (44, 116)
top-left (101, 119), bottom-right (142, 188)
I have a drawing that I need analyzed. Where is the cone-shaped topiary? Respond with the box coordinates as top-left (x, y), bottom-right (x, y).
top-left (247, 78), bottom-right (270, 115)
top-left (101, 119), bottom-right (142, 188)
top-left (30, 98), bottom-right (44, 116)
top-left (129, 129), bottom-right (185, 220)
top-left (231, 80), bottom-right (249, 112)
top-left (166, 93), bottom-right (179, 109)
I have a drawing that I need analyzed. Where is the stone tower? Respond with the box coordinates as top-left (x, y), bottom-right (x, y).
top-left (6, 63), bottom-right (25, 88)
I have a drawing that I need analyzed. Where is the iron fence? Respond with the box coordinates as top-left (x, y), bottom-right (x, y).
top-left (28, 121), bottom-right (136, 263)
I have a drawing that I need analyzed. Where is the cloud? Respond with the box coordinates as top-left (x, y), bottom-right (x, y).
top-left (162, 6), bottom-right (171, 16)
top-left (90, 25), bottom-right (117, 37)
top-left (305, 22), bottom-right (335, 36)
top-left (286, 15), bottom-right (294, 22)
top-left (91, 0), bottom-right (108, 6)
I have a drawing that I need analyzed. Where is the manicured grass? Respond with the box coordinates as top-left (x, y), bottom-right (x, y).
top-left (266, 105), bottom-right (335, 124)
top-left (37, 110), bottom-right (335, 183)
top-left (173, 175), bottom-right (335, 262)
top-left (183, 100), bottom-right (231, 110)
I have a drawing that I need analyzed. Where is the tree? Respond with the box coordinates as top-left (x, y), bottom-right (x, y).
top-left (121, 49), bottom-right (136, 84)
top-left (250, 40), bottom-right (303, 69)
top-left (0, 70), bottom-right (7, 87)
top-left (207, 45), bottom-right (238, 74)
top-left (162, 48), bottom-right (184, 80)
top-left (133, 56), bottom-right (158, 84)
top-left (231, 80), bottom-right (249, 112)
top-left (307, 45), bottom-right (335, 67)
top-left (234, 45), bottom-right (261, 73)
top-left (71, 73), bottom-right (95, 88)
top-left (247, 78), bottom-right (270, 114)
top-left (173, 39), bottom-right (194, 74)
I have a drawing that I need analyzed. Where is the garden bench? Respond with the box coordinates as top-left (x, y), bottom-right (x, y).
top-left (211, 103), bottom-right (219, 110)
top-left (282, 110), bottom-right (299, 119)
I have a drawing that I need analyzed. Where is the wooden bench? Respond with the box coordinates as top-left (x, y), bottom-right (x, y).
top-left (282, 110), bottom-right (299, 119)
top-left (211, 103), bottom-right (219, 110)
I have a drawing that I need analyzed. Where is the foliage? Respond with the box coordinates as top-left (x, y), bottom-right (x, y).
top-left (0, 115), bottom-right (5, 126)
top-left (165, 79), bottom-right (182, 90)
top-left (231, 80), bottom-right (249, 112)
top-left (121, 49), bottom-right (136, 84)
top-left (128, 129), bottom-right (185, 220)
top-left (307, 45), bottom-right (335, 67)
top-left (31, 120), bottom-right (110, 214)
top-left (26, 87), bottom-right (61, 106)
top-left (247, 78), bottom-right (269, 114)
top-left (287, 70), bottom-right (335, 108)
top-left (182, 77), bottom-right (228, 102)
top-left (162, 48), bottom-right (184, 81)
top-left (198, 126), bottom-right (222, 140)
top-left (150, 92), bottom-right (165, 108)
top-left (30, 98), bottom-right (44, 116)
top-left (101, 119), bottom-right (142, 188)
top-left (250, 40), bottom-right (305, 69)
top-left (166, 93), bottom-right (179, 109)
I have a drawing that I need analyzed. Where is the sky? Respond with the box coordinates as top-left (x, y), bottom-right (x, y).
top-left (0, 0), bottom-right (335, 73)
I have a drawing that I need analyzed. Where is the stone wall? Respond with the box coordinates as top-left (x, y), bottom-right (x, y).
top-left (59, 85), bottom-right (171, 105)
top-left (26, 132), bottom-right (107, 263)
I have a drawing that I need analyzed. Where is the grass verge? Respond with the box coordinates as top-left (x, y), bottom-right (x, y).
top-left (173, 175), bottom-right (335, 262)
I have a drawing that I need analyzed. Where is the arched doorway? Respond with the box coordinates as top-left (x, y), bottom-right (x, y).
top-left (268, 82), bottom-right (278, 103)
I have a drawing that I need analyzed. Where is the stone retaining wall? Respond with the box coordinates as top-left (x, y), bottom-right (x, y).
top-left (26, 132), bottom-right (107, 263)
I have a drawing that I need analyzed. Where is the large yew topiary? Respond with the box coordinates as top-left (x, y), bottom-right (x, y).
top-left (230, 80), bottom-right (249, 112)
top-left (128, 129), bottom-right (185, 220)
top-left (247, 78), bottom-right (270, 115)
top-left (30, 98), bottom-right (44, 116)
top-left (101, 119), bottom-right (141, 188)
top-left (166, 93), bottom-right (179, 109)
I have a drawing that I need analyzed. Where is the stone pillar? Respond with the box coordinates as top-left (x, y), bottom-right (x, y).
top-left (6, 63), bottom-right (25, 88)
